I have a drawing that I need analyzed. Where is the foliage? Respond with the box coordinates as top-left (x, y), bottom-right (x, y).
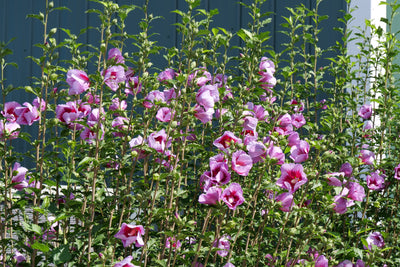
top-left (1, 0), bottom-right (400, 266)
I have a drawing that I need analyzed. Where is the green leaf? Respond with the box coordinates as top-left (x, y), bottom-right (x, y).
top-left (31, 242), bottom-right (50, 252)
top-left (31, 224), bottom-right (43, 235)
top-left (51, 6), bottom-right (71, 12)
top-left (78, 156), bottom-right (95, 167)
top-left (52, 245), bottom-right (72, 264)
top-left (237, 29), bottom-right (253, 42)
top-left (212, 28), bottom-right (219, 36)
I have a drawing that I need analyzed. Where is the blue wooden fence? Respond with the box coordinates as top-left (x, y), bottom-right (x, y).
top-left (1, 0), bottom-right (346, 94)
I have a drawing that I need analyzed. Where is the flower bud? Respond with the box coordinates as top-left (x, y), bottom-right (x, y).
top-left (48, 1), bottom-right (54, 8)
top-left (153, 173), bottom-right (160, 181)
top-left (100, 43), bottom-right (107, 53)
top-left (131, 150), bottom-right (138, 158)
top-left (50, 73), bottom-right (58, 81)
top-left (49, 28), bottom-right (57, 35)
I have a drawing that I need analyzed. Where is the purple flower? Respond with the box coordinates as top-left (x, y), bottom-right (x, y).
top-left (213, 235), bottom-right (231, 257)
top-left (336, 260), bottom-right (353, 267)
top-left (156, 107), bottom-right (174, 122)
top-left (114, 223), bottom-right (145, 248)
top-left (274, 124), bottom-right (293, 136)
top-left (143, 90), bottom-right (165, 108)
top-left (259, 57), bottom-right (275, 75)
top-left (103, 65), bottom-right (125, 91)
top-left (80, 124), bottom-right (105, 144)
top-left (340, 162), bottom-right (353, 178)
top-left (290, 99), bottom-right (305, 112)
top-left (163, 88), bottom-right (178, 102)
top-left (158, 68), bottom-right (176, 82)
top-left (194, 105), bottom-right (214, 123)
top-left (290, 140), bottom-right (310, 163)
top-left (355, 259), bottom-right (366, 267)
top-left (214, 131), bottom-right (242, 152)
top-left (32, 97), bottom-right (46, 112)
top-left (358, 104), bottom-right (372, 119)
top-left (247, 141), bottom-right (267, 163)
top-left (214, 73), bottom-right (228, 88)
top-left (111, 117), bottom-right (129, 137)
top-left (360, 149), bottom-right (374, 165)
top-left (231, 150), bottom-right (253, 176)
top-left (147, 129), bottom-right (170, 153)
top-left (242, 116), bottom-right (258, 135)
top-left (366, 171), bottom-right (385, 191)
top-left (275, 192), bottom-right (294, 212)
top-left (223, 263), bottom-right (235, 267)
top-left (248, 102), bottom-right (269, 121)
top-left (107, 48), bottom-right (125, 64)
top-left (0, 120), bottom-right (20, 140)
top-left (315, 255), bottom-right (328, 267)
top-left (200, 171), bottom-right (215, 192)
top-left (366, 231), bottom-right (385, 250)
top-left (333, 188), bottom-right (354, 214)
top-left (2, 101), bottom-right (21, 122)
top-left (277, 114), bottom-right (292, 127)
top-left (11, 162), bottom-right (28, 191)
top-left (87, 108), bottom-right (104, 127)
top-left (266, 143), bottom-right (285, 165)
top-left (125, 74), bottom-right (142, 95)
top-left (66, 69), bottom-right (90, 95)
top-left (276, 163), bottom-right (308, 193)
top-left (15, 102), bottom-right (40, 125)
top-left (326, 172), bottom-right (344, 187)
top-left (113, 256), bottom-right (139, 267)
top-left (221, 183), bottom-right (245, 210)
top-left (291, 113), bottom-right (306, 128)
top-left (209, 153), bottom-right (227, 166)
top-left (56, 101), bottom-right (79, 125)
top-left (109, 98), bottom-right (127, 111)
top-left (196, 84), bottom-right (219, 109)
top-left (288, 132), bottom-right (300, 147)
top-left (14, 250), bottom-right (26, 264)
top-left (198, 186), bottom-right (221, 205)
top-left (259, 71), bottom-right (276, 90)
top-left (191, 68), bottom-right (212, 86)
top-left (394, 163), bottom-right (400, 180)
top-left (86, 92), bottom-right (100, 104)
top-left (347, 182), bottom-right (365, 202)
top-left (210, 161), bottom-right (231, 185)
top-left (165, 236), bottom-right (181, 251)
top-left (363, 120), bottom-right (373, 130)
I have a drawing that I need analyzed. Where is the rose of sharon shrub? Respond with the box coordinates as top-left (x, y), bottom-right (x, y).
top-left (4, 3), bottom-right (400, 266)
